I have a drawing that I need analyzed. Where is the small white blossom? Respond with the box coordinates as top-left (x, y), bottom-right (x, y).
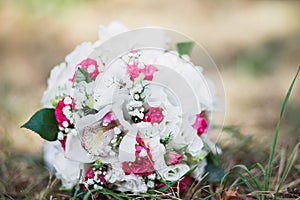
top-left (139, 148), bottom-right (147, 157)
top-left (62, 121), bottom-right (69, 128)
top-left (148, 173), bottom-right (156, 180)
top-left (57, 131), bottom-right (64, 140)
top-left (138, 63), bottom-right (145, 69)
top-left (94, 184), bottom-right (102, 189)
top-left (70, 129), bottom-right (77, 136)
top-left (64, 97), bottom-right (72, 105)
top-left (113, 127), bottom-right (121, 135)
top-left (137, 112), bottom-right (144, 119)
top-left (134, 94), bottom-right (140, 100)
top-left (147, 180), bottom-right (155, 188)
top-left (87, 65), bottom-right (96, 73)
top-left (86, 178), bottom-right (94, 185)
top-left (128, 100), bottom-right (143, 108)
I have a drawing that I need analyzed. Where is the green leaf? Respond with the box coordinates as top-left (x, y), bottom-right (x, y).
top-left (21, 108), bottom-right (58, 141)
top-left (176, 41), bottom-right (194, 57)
top-left (74, 67), bottom-right (92, 84)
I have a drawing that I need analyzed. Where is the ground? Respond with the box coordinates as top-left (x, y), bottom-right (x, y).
top-left (0, 0), bottom-right (300, 199)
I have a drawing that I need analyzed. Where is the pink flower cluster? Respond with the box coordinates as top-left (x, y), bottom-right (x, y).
top-left (143, 107), bottom-right (164, 124)
top-left (82, 167), bottom-right (107, 190)
top-left (192, 112), bottom-right (208, 136)
top-left (122, 135), bottom-right (155, 176)
top-left (55, 98), bottom-right (73, 127)
top-left (54, 96), bottom-right (74, 150)
top-left (70, 58), bottom-right (100, 82)
top-left (126, 61), bottom-right (158, 81)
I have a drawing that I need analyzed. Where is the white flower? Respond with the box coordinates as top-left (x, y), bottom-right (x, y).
top-left (65, 42), bottom-right (94, 70)
top-left (133, 122), bottom-right (158, 138)
top-left (104, 163), bottom-right (148, 193)
top-left (86, 178), bottom-right (94, 185)
top-left (139, 148), bottom-right (147, 157)
top-left (41, 62), bottom-right (73, 107)
top-left (115, 174), bottom-right (148, 193)
top-left (159, 164), bottom-right (190, 181)
top-left (154, 51), bottom-right (215, 112)
top-left (57, 131), bottom-right (64, 140)
top-left (147, 181), bottom-right (155, 188)
top-left (98, 21), bottom-right (129, 42)
top-left (147, 173), bottom-right (156, 180)
top-left (113, 127), bottom-right (121, 135)
top-left (64, 96), bottom-right (72, 104)
top-left (44, 141), bottom-right (83, 189)
top-left (64, 133), bottom-right (95, 163)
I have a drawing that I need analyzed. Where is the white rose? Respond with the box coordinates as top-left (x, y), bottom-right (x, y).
top-left (115, 174), bottom-right (148, 193)
top-left (44, 141), bottom-right (83, 188)
top-left (154, 51), bottom-right (214, 112)
top-left (159, 164), bottom-right (190, 181)
top-left (65, 42), bottom-right (94, 70)
top-left (41, 62), bottom-right (73, 107)
top-left (97, 21), bottom-right (129, 42)
top-left (104, 163), bottom-right (148, 193)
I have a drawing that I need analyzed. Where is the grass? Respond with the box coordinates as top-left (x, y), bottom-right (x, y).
top-left (1, 67), bottom-right (300, 199)
top-left (219, 67), bottom-right (300, 200)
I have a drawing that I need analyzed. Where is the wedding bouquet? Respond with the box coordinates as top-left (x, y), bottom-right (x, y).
top-left (22, 22), bottom-right (224, 194)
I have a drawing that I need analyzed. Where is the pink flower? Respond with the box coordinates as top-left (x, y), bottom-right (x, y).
top-left (126, 61), bottom-right (158, 81)
top-left (84, 167), bottom-right (95, 180)
top-left (70, 58), bottom-right (100, 82)
top-left (126, 61), bottom-right (141, 81)
top-left (165, 152), bottom-right (182, 165)
top-left (82, 167), bottom-right (106, 190)
top-left (143, 107), bottom-right (164, 124)
top-left (156, 175), bottom-right (191, 193)
top-left (140, 65), bottom-right (158, 81)
top-left (192, 112), bottom-right (208, 136)
top-left (55, 97), bottom-right (74, 151)
top-left (122, 135), bottom-right (155, 176)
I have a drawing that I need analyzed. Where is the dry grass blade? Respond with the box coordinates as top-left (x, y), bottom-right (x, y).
top-left (275, 142), bottom-right (300, 196)
top-left (276, 147), bottom-right (286, 186)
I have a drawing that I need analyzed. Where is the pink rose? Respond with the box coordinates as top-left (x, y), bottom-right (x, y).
top-left (165, 152), bottom-right (182, 165)
top-left (126, 61), bottom-right (158, 81)
top-left (122, 135), bottom-right (155, 176)
top-left (143, 107), bottom-right (164, 124)
top-left (70, 58), bottom-right (100, 82)
top-left (192, 112), bottom-right (208, 136)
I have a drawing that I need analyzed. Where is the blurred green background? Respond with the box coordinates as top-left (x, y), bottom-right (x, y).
top-left (0, 0), bottom-right (300, 197)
